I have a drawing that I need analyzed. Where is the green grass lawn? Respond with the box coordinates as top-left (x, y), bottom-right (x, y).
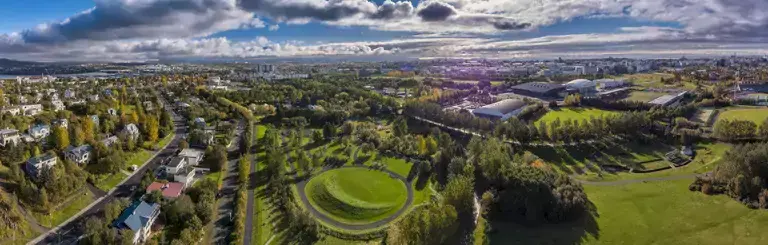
top-left (488, 178), bottom-right (768, 245)
top-left (94, 172), bottom-right (129, 191)
top-left (380, 157), bottom-right (412, 177)
top-left (33, 190), bottom-right (95, 227)
top-left (155, 133), bottom-right (174, 148)
top-left (717, 107), bottom-right (768, 124)
top-left (536, 108), bottom-right (618, 124)
top-left (305, 168), bottom-right (407, 224)
top-left (623, 91), bottom-right (670, 102)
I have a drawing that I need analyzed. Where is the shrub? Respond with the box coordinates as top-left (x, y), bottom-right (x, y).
top-left (701, 182), bottom-right (714, 195)
top-left (759, 189), bottom-right (768, 209)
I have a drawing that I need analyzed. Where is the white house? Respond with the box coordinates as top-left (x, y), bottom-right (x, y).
top-left (29, 125), bottom-right (50, 140)
top-left (173, 167), bottom-right (195, 188)
top-left (65, 145), bottom-right (93, 165)
top-left (113, 201), bottom-right (160, 244)
top-left (20, 104), bottom-right (43, 116)
top-left (165, 157), bottom-right (188, 175)
top-left (123, 124), bottom-right (140, 140)
top-left (0, 129), bottom-right (21, 147)
top-left (2, 107), bottom-right (21, 116)
top-left (52, 100), bottom-right (65, 111)
top-left (178, 148), bottom-right (205, 166)
top-left (25, 153), bottom-right (58, 179)
top-left (107, 108), bottom-right (118, 115)
top-left (89, 94), bottom-right (100, 101)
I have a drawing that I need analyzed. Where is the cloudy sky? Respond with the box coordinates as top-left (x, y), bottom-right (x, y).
top-left (2, 0), bottom-right (768, 62)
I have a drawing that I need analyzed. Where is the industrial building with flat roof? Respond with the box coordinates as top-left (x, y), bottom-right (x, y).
top-left (649, 91), bottom-right (687, 107)
top-left (509, 82), bottom-right (565, 98)
top-left (471, 99), bottom-right (527, 121)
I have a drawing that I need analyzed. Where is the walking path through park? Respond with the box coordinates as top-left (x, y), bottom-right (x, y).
top-left (294, 165), bottom-right (414, 230)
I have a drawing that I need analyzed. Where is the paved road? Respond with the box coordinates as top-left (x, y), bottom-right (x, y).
top-left (295, 165), bottom-right (414, 230)
top-left (243, 125), bottom-right (257, 245)
top-left (575, 173), bottom-right (702, 186)
top-left (212, 120), bottom-right (245, 245)
top-left (30, 99), bottom-right (187, 245)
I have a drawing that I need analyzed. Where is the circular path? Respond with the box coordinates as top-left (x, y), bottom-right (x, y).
top-left (296, 165), bottom-right (414, 230)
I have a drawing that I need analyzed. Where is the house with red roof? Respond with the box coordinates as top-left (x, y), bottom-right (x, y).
top-left (145, 182), bottom-right (184, 199)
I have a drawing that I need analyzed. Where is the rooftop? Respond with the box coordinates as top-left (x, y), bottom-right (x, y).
top-left (168, 157), bottom-right (186, 168)
top-left (146, 182), bottom-right (184, 198)
top-left (113, 201), bottom-right (160, 231)
top-left (511, 82), bottom-right (565, 93)
top-left (475, 99), bottom-right (527, 115)
top-left (178, 148), bottom-right (205, 158)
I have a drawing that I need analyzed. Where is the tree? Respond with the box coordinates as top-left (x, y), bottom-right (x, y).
top-left (145, 115), bottom-right (160, 142)
top-left (179, 140), bottom-right (189, 149)
top-left (105, 199), bottom-right (128, 222)
top-left (145, 190), bottom-right (163, 204)
top-left (82, 117), bottom-right (96, 142)
top-left (81, 216), bottom-right (106, 245)
top-left (52, 126), bottom-right (70, 151)
top-left (312, 130), bottom-right (323, 143)
top-left (322, 123), bottom-right (337, 140)
top-left (442, 175), bottom-right (475, 218)
top-left (386, 202), bottom-right (458, 245)
top-left (39, 189), bottom-right (50, 213)
top-left (393, 117), bottom-right (408, 137)
top-left (72, 126), bottom-right (85, 146)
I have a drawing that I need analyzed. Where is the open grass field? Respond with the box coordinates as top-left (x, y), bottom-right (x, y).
top-left (717, 106), bottom-right (768, 124)
top-left (33, 189), bottom-right (95, 227)
top-left (623, 90), bottom-right (669, 102)
top-left (305, 168), bottom-right (407, 224)
top-left (488, 178), bottom-right (768, 245)
top-left (536, 108), bottom-right (618, 124)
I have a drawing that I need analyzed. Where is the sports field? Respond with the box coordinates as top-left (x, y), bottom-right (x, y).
top-left (488, 178), bottom-right (768, 245)
top-left (305, 168), bottom-right (407, 224)
top-left (717, 107), bottom-right (768, 124)
top-left (536, 108), bottom-right (618, 123)
top-left (624, 91), bottom-right (669, 102)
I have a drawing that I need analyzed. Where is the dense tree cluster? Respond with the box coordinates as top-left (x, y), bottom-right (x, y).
top-left (691, 143), bottom-right (768, 208)
top-left (714, 118), bottom-right (768, 141)
top-left (467, 137), bottom-right (589, 223)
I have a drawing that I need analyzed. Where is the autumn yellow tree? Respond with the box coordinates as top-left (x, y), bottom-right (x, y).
top-left (82, 117), bottom-right (95, 141)
top-left (146, 116), bottom-right (159, 142)
top-left (53, 126), bottom-right (70, 151)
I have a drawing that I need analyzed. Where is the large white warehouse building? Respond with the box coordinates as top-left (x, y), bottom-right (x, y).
top-left (472, 99), bottom-right (527, 121)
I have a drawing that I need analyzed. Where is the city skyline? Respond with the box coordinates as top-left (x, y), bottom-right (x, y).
top-left (2, 0), bottom-right (768, 62)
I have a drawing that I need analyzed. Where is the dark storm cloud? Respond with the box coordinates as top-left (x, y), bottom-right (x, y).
top-left (493, 21), bottom-right (532, 30)
top-left (237, 0), bottom-right (377, 21)
top-left (20, 0), bottom-right (254, 44)
top-left (417, 1), bottom-right (458, 22)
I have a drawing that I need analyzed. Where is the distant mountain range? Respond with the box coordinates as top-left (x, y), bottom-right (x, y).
top-left (0, 58), bottom-right (41, 68)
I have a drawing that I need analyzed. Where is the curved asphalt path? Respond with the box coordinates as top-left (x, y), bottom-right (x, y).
top-left (295, 165), bottom-right (414, 230)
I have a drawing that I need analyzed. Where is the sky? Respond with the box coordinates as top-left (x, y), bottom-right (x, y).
top-left (2, 0), bottom-right (768, 62)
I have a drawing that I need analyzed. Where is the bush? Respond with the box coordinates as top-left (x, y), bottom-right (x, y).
top-left (702, 182), bottom-right (714, 195)
top-left (759, 189), bottom-right (768, 209)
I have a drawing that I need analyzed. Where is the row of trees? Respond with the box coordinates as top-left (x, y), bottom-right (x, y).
top-left (714, 118), bottom-right (768, 141)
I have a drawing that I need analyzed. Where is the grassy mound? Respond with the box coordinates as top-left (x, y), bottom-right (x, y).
top-left (306, 168), bottom-right (407, 224)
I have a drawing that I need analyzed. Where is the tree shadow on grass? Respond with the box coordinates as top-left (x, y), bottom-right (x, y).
top-left (487, 201), bottom-right (600, 245)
